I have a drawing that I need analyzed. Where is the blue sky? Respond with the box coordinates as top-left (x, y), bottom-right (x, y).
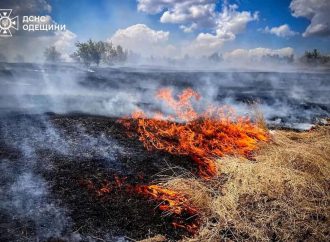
top-left (48, 0), bottom-right (330, 55)
top-left (231, 0), bottom-right (329, 53)
top-left (2, 0), bottom-right (328, 61)
top-left (51, 0), bottom-right (184, 42)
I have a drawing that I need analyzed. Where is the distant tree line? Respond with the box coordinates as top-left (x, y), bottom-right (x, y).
top-left (300, 49), bottom-right (330, 64)
top-left (42, 45), bottom-right (329, 67)
top-left (43, 39), bottom-right (127, 66)
top-left (261, 53), bottom-right (294, 64)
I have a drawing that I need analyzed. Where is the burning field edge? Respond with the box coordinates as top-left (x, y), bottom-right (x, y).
top-left (143, 123), bottom-right (330, 242)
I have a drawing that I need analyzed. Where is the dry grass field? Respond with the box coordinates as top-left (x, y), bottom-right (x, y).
top-left (143, 124), bottom-right (330, 241)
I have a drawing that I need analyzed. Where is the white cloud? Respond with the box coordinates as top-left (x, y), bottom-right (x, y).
top-left (0, 2), bottom-right (77, 62)
top-left (23, 15), bottom-right (77, 61)
top-left (1, 0), bottom-right (52, 15)
top-left (263, 24), bottom-right (298, 37)
top-left (184, 33), bottom-right (224, 56)
top-left (180, 23), bottom-right (198, 33)
top-left (290, 0), bottom-right (330, 37)
top-left (51, 30), bottom-right (77, 61)
top-left (137, 0), bottom-right (172, 14)
top-left (215, 4), bottom-right (258, 40)
top-left (184, 4), bottom-right (258, 56)
top-left (138, 0), bottom-right (214, 22)
top-left (224, 47), bottom-right (294, 62)
top-left (136, 1), bottom-right (258, 56)
top-left (137, 1), bottom-right (258, 34)
top-left (108, 24), bottom-right (176, 57)
top-left (160, 2), bottom-right (215, 28)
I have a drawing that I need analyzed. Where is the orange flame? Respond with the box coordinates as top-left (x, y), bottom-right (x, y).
top-left (82, 177), bottom-right (200, 234)
top-left (120, 88), bottom-right (269, 179)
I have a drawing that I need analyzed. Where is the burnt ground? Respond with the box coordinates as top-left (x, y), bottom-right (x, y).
top-left (0, 113), bottom-right (201, 242)
top-left (1, 65), bottom-right (329, 241)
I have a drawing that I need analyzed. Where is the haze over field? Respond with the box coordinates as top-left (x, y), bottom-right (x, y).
top-left (0, 65), bottom-right (329, 130)
top-left (0, 1), bottom-right (329, 242)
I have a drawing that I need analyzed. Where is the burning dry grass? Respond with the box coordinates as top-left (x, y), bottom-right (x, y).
top-left (83, 177), bottom-right (201, 235)
top-left (120, 88), bottom-right (328, 241)
top-left (121, 88), bottom-right (269, 179)
top-left (159, 125), bottom-right (330, 241)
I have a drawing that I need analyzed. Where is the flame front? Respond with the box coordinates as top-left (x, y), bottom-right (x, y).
top-left (82, 177), bottom-right (200, 234)
top-left (82, 88), bottom-right (269, 237)
top-left (120, 88), bottom-right (269, 179)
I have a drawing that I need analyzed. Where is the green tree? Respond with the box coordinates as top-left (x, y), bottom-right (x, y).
top-left (304, 49), bottom-right (320, 60)
top-left (115, 45), bottom-right (128, 63)
top-left (72, 41), bottom-right (92, 66)
top-left (73, 39), bottom-right (106, 66)
top-left (208, 52), bottom-right (223, 63)
top-left (72, 39), bottom-right (127, 66)
top-left (44, 46), bottom-right (62, 62)
top-left (102, 42), bottom-right (117, 65)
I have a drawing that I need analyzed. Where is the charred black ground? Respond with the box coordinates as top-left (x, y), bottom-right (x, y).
top-left (0, 113), bottom-right (200, 241)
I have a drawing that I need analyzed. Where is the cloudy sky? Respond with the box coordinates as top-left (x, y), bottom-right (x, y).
top-left (1, 0), bottom-right (330, 61)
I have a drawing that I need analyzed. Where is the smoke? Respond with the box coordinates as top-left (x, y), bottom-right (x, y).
top-left (0, 103), bottom-right (124, 241)
top-left (0, 62), bottom-right (329, 241)
top-left (0, 107), bottom-right (60, 238)
top-left (1, 63), bottom-right (329, 128)
top-left (0, 141), bottom-right (73, 241)
top-left (193, 71), bottom-right (329, 128)
top-left (0, 171), bottom-right (69, 240)
top-left (0, 64), bottom-right (142, 116)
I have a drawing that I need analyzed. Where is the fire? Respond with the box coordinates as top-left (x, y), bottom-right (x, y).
top-left (120, 88), bottom-right (269, 179)
top-left (82, 177), bottom-right (200, 234)
top-left (133, 185), bottom-right (199, 233)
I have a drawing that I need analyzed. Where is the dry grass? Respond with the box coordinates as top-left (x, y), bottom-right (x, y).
top-left (157, 125), bottom-right (330, 241)
top-left (138, 235), bottom-right (167, 242)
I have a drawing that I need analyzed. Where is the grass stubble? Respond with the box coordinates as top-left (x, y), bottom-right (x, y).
top-left (142, 123), bottom-right (330, 241)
